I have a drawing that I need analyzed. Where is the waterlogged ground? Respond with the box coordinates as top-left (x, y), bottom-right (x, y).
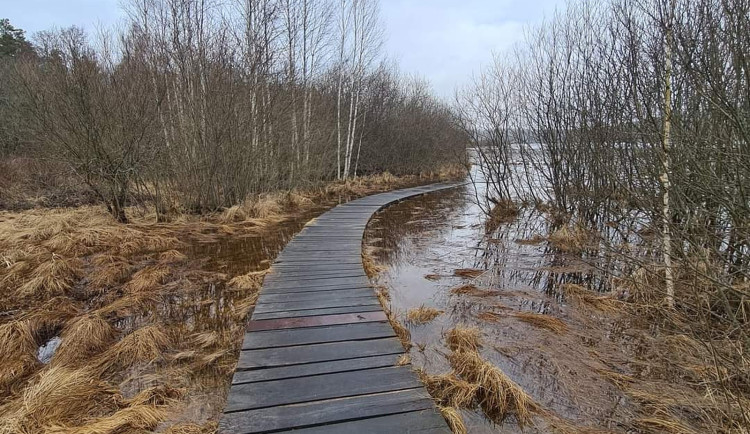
top-left (0, 173), bottom-right (466, 432)
top-left (365, 183), bottom-right (639, 432)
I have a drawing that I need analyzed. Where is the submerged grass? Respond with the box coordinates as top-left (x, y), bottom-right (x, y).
top-left (406, 306), bottom-right (444, 325)
top-left (512, 312), bottom-right (567, 334)
top-left (449, 349), bottom-right (539, 428)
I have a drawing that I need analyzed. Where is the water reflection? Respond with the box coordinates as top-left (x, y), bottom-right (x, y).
top-left (365, 178), bottom-right (634, 432)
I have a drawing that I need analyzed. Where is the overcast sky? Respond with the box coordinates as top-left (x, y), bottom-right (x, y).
top-left (3, 0), bottom-right (564, 99)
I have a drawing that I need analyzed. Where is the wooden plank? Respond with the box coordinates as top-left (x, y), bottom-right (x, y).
top-left (232, 353), bottom-right (401, 384)
top-left (237, 337), bottom-right (404, 369)
top-left (241, 321), bottom-right (394, 350)
top-left (256, 287), bottom-right (374, 303)
top-left (246, 311), bottom-right (388, 332)
top-left (261, 278), bottom-right (372, 294)
top-left (263, 271), bottom-right (367, 283)
top-left (220, 389), bottom-right (433, 433)
top-left (273, 410), bottom-right (451, 434)
top-left (251, 304), bottom-right (383, 320)
top-left (224, 366), bottom-right (421, 412)
top-left (252, 295), bottom-right (380, 314)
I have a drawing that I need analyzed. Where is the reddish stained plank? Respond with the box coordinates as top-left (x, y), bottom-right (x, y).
top-left (246, 311), bottom-right (387, 332)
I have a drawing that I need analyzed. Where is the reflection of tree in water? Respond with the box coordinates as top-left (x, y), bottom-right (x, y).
top-left (365, 186), bottom-right (471, 266)
top-left (368, 179), bottom-right (630, 304)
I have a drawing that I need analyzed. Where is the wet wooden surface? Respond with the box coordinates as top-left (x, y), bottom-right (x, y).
top-left (220, 183), bottom-right (459, 434)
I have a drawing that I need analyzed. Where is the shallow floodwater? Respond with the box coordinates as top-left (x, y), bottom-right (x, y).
top-left (365, 180), bottom-right (635, 432)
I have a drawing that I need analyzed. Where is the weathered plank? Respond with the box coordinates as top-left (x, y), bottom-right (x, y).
top-left (273, 410), bottom-right (451, 434)
top-left (246, 311), bottom-right (388, 332)
top-left (224, 366), bottom-right (422, 412)
top-left (220, 389), bottom-right (434, 433)
top-left (237, 337), bottom-right (404, 369)
top-left (251, 304), bottom-right (382, 320)
top-left (232, 353), bottom-right (401, 384)
top-left (241, 321), bottom-right (394, 350)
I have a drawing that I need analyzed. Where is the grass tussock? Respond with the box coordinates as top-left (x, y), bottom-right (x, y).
top-left (438, 405), bottom-right (467, 434)
top-left (0, 366), bottom-right (119, 433)
top-left (16, 256), bottom-right (83, 298)
top-left (52, 314), bottom-right (116, 367)
top-left (406, 306), bottom-right (443, 325)
top-left (449, 350), bottom-right (539, 427)
top-left (450, 284), bottom-right (496, 297)
top-left (421, 372), bottom-right (479, 408)
top-left (445, 326), bottom-right (482, 353)
top-left (424, 274), bottom-right (442, 281)
top-left (96, 325), bottom-right (171, 372)
top-left (512, 312), bottom-right (567, 334)
top-left (124, 264), bottom-right (171, 293)
top-left (0, 320), bottom-right (40, 393)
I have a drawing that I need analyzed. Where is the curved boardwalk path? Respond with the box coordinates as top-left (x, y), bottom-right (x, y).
top-left (220, 182), bottom-right (460, 434)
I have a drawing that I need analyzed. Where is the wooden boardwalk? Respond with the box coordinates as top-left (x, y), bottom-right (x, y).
top-left (220, 183), bottom-right (459, 434)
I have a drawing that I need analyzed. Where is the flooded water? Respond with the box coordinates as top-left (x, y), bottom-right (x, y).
top-left (365, 176), bottom-right (636, 432)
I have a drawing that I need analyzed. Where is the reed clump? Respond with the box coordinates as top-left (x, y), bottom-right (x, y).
top-left (448, 350), bottom-right (539, 427)
top-left (406, 306), bottom-right (443, 325)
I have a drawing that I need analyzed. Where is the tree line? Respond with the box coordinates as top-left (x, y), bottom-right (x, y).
top-left (0, 0), bottom-right (465, 220)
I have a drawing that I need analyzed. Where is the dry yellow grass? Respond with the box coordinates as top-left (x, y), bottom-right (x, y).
top-left (390, 315), bottom-right (412, 350)
top-left (449, 350), bottom-right (539, 427)
top-left (421, 372), bottom-right (479, 408)
top-left (513, 312), bottom-right (567, 334)
top-left (16, 255), bottom-right (83, 298)
top-left (96, 325), bottom-right (171, 372)
top-left (52, 314), bottom-right (116, 367)
top-left (438, 405), bottom-right (467, 434)
top-left (0, 366), bottom-right (119, 433)
top-left (445, 326), bottom-right (482, 353)
top-left (406, 306), bottom-right (444, 324)
top-left (0, 320), bottom-right (39, 393)
top-left (124, 264), bottom-right (171, 293)
top-left (362, 252), bottom-right (387, 275)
